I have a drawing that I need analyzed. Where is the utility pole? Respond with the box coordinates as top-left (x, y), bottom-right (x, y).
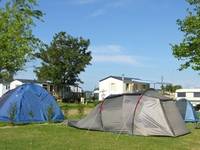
top-left (122, 74), bottom-right (125, 93)
top-left (161, 76), bottom-right (164, 94)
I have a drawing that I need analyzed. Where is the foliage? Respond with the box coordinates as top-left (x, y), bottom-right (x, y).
top-left (34, 32), bottom-right (92, 86)
top-left (47, 104), bottom-right (54, 122)
top-left (63, 104), bottom-right (69, 119)
top-left (172, 0), bottom-right (200, 72)
top-left (77, 104), bottom-right (85, 118)
top-left (161, 84), bottom-right (182, 93)
top-left (28, 110), bottom-right (34, 120)
top-left (0, 0), bottom-right (43, 82)
top-left (8, 102), bottom-right (17, 124)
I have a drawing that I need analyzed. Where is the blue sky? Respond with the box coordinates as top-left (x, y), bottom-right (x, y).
top-left (15, 0), bottom-right (200, 90)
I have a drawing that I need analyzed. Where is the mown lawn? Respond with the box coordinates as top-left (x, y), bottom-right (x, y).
top-left (0, 123), bottom-right (199, 150)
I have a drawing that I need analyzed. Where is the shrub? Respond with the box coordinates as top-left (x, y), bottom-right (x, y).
top-left (28, 111), bottom-right (34, 121)
top-left (78, 104), bottom-right (84, 118)
top-left (47, 104), bottom-right (54, 122)
top-left (63, 104), bottom-right (69, 119)
top-left (8, 102), bottom-right (17, 125)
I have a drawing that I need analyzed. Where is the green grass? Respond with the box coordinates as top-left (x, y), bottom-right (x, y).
top-left (59, 102), bottom-right (97, 111)
top-left (0, 123), bottom-right (200, 150)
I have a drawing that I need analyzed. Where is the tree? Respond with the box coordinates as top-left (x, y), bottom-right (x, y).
top-left (0, 0), bottom-right (43, 82)
top-left (34, 31), bottom-right (92, 87)
top-left (172, 0), bottom-right (200, 72)
top-left (162, 84), bottom-right (182, 93)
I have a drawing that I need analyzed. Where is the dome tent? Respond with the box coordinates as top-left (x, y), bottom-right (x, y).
top-left (68, 90), bottom-right (189, 137)
top-left (0, 84), bottom-right (64, 123)
top-left (176, 99), bottom-right (199, 122)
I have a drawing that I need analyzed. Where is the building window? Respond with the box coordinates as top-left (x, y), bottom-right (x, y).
top-left (43, 84), bottom-right (48, 90)
top-left (126, 84), bottom-right (129, 91)
top-left (111, 83), bottom-right (116, 91)
top-left (5, 85), bottom-right (10, 90)
top-left (194, 92), bottom-right (200, 97)
top-left (142, 85), bottom-right (146, 89)
top-left (177, 92), bottom-right (186, 97)
top-left (50, 85), bottom-right (54, 92)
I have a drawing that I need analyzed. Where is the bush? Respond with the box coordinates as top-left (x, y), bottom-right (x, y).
top-left (63, 104), bottom-right (69, 119)
top-left (77, 104), bottom-right (84, 118)
top-left (28, 111), bottom-right (34, 121)
top-left (8, 102), bottom-right (17, 125)
top-left (47, 104), bottom-right (55, 122)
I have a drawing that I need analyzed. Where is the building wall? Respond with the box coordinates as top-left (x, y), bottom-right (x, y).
top-left (175, 89), bottom-right (200, 106)
top-left (99, 78), bottom-right (123, 101)
top-left (0, 84), bottom-right (9, 97)
top-left (123, 82), bottom-right (149, 93)
top-left (10, 80), bottom-right (23, 90)
top-left (99, 78), bottom-right (150, 101)
top-left (0, 80), bottom-right (42, 97)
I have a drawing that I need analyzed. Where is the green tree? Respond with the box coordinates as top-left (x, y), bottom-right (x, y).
top-left (0, 0), bottom-right (43, 82)
top-left (162, 84), bottom-right (182, 93)
top-left (34, 32), bottom-right (92, 90)
top-left (172, 0), bottom-right (200, 72)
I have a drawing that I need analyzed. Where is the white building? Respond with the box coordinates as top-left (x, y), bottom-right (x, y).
top-left (0, 79), bottom-right (83, 101)
top-left (0, 83), bottom-right (9, 97)
top-left (175, 89), bottom-right (200, 106)
top-left (99, 76), bottom-right (150, 101)
top-left (0, 79), bottom-right (39, 97)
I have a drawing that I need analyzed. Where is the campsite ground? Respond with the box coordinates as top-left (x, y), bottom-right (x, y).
top-left (0, 123), bottom-right (200, 149)
top-left (0, 103), bottom-right (200, 150)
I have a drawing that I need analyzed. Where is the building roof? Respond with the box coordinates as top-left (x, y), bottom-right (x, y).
top-left (176, 89), bottom-right (200, 92)
top-left (99, 76), bottom-right (150, 84)
top-left (14, 79), bottom-right (38, 83)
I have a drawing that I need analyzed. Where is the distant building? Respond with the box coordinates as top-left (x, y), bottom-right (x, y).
top-left (93, 87), bottom-right (99, 100)
top-left (175, 89), bottom-right (200, 106)
top-left (0, 79), bottom-right (83, 102)
top-left (99, 76), bottom-right (150, 101)
top-left (0, 79), bottom-right (40, 97)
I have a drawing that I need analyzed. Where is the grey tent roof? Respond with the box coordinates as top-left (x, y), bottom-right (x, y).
top-left (68, 90), bottom-right (189, 137)
top-left (106, 90), bottom-right (170, 101)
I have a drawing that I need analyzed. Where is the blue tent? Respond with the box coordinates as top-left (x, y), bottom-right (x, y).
top-left (0, 84), bottom-right (64, 123)
top-left (176, 99), bottom-right (199, 122)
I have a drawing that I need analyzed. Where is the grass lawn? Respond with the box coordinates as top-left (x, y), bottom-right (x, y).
top-left (0, 123), bottom-right (199, 150)
top-left (59, 102), bottom-right (98, 110)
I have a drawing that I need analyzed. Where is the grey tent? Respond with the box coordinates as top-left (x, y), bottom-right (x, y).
top-left (68, 90), bottom-right (189, 136)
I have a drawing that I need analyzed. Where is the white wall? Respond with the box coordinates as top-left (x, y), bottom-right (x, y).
top-left (70, 85), bottom-right (82, 93)
top-left (175, 89), bottom-right (200, 106)
top-left (99, 78), bottom-right (123, 101)
top-left (10, 80), bottom-right (23, 90)
top-left (0, 83), bottom-right (9, 97)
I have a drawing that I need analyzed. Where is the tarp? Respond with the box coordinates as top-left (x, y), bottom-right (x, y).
top-left (0, 83), bottom-right (64, 123)
top-left (176, 99), bottom-right (199, 122)
top-left (68, 90), bottom-right (189, 137)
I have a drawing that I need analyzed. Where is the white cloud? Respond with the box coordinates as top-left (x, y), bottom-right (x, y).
top-left (71, 0), bottom-right (99, 5)
top-left (93, 54), bottom-right (137, 65)
top-left (90, 44), bottom-right (140, 65)
top-left (90, 9), bottom-right (106, 17)
top-left (89, 44), bottom-right (124, 54)
top-left (90, 0), bottom-right (130, 17)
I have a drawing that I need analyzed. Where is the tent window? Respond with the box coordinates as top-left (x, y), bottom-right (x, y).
top-left (194, 92), bottom-right (200, 97)
top-left (177, 92), bottom-right (186, 97)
